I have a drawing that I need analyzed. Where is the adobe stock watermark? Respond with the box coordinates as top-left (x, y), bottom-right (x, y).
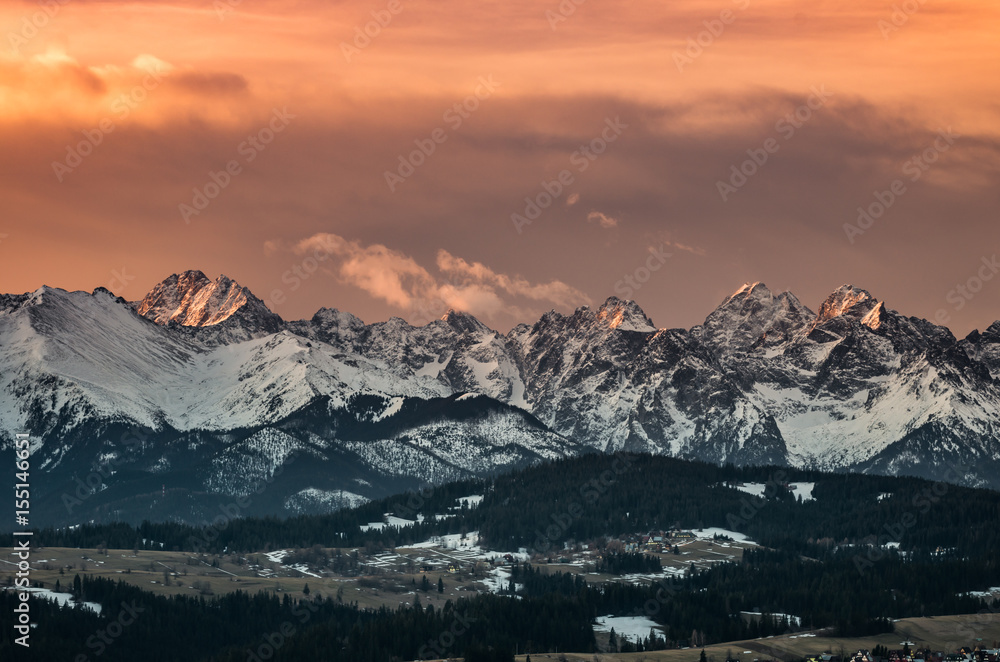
top-left (944, 599), bottom-right (1000, 652)
top-left (511, 116), bottom-right (628, 234)
top-left (62, 427), bottom-right (149, 514)
top-left (417, 611), bottom-right (477, 660)
top-left (853, 461), bottom-right (969, 575)
top-left (384, 75), bottom-right (500, 192)
top-left (390, 482), bottom-right (435, 519)
top-left (7, 0), bottom-right (69, 55)
top-left (179, 107), bottom-right (295, 223)
top-left (716, 85), bottom-right (832, 201)
top-left (545, 0), bottom-right (587, 30)
top-left (642, 575), bottom-right (683, 621)
top-left (107, 268), bottom-right (135, 294)
top-left (613, 245), bottom-right (673, 299)
top-left (52, 63), bottom-right (168, 182)
top-left (673, 0), bottom-right (751, 72)
top-left (933, 256), bottom-right (1000, 327)
top-left (187, 453), bottom-right (298, 553)
top-left (73, 601), bottom-right (145, 661)
top-left (843, 126), bottom-right (958, 244)
top-left (877, 0), bottom-right (927, 39)
top-left (340, 0), bottom-right (404, 62)
top-left (530, 452), bottom-right (633, 554)
top-left (246, 599), bottom-right (320, 662)
top-left (724, 469), bottom-right (787, 530)
top-left (264, 236), bottom-right (338, 309)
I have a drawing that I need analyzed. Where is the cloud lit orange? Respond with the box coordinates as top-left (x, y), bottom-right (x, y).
top-left (1, 0), bottom-right (998, 335)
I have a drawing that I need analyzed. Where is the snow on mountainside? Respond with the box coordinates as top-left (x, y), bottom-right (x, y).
top-left (287, 307), bottom-right (526, 406)
top-left (694, 282), bottom-right (815, 356)
top-left (507, 298), bottom-right (787, 464)
top-left (3, 273), bottom-right (1000, 528)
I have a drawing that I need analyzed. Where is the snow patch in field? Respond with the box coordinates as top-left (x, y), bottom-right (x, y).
top-left (594, 615), bottom-right (661, 643)
top-left (692, 528), bottom-right (757, 544)
top-left (8, 587), bottom-right (102, 614)
top-left (265, 550), bottom-right (289, 564)
top-left (730, 481), bottom-right (814, 502)
top-left (790, 482), bottom-right (815, 501)
top-left (964, 586), bottom-right (1000, 599)
top-left (360, 514), bottom-right (421, 531)
top-left (286, 564), bottom-right (320, 578)
top-left (455, 494), bottom-right (483, 508)
top-left (482, 566), bottom-right (511, 593)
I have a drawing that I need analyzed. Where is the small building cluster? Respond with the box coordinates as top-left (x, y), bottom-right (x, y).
top-left (826, 647), bottom-right (1000, 662)
top-left (617, 530), bottom-right (694, 553)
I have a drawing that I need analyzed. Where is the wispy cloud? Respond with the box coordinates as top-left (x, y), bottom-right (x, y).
top-left (671, 242), bottom-right (706, 256)
top-left (292, 232), bottom-right (589, 322)
top-left (587, 210), bottom-right (619, 229)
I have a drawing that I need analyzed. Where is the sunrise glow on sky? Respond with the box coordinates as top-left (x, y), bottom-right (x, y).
top-left (2, 0), bottom-right (999, 333)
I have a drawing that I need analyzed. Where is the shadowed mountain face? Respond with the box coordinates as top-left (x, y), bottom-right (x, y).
top-left (2, 273), bottom-right (999, 528)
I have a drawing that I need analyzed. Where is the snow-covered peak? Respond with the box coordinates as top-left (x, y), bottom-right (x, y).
top-left (594, 297), bottom-right (656, 332)
top-left (439, 309), bottom-right (490, 335)
top-left (815, 284), bottom-right (879, 325)
top-left (726, 281), bottom-right (769, 303)
top-left (697, 282), bottom-right (814, 353)
top-left (310, 307), bottom-right (365, 328)
top-left (137, 270), bottom-right (264, 327)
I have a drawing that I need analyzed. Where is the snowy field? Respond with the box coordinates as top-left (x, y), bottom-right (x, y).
top-left (361, 496), bottom-right (484, 531)
top-left (2, 586), bottom-right (103, 614)
top-left (263, 549), bottom-right (321, 578)
top-left (691, 527), bottom-right (758, 545)
top-left (593, 615), bottom-right (662, 643)
top-left (731, 481), bottom-right (815, 501)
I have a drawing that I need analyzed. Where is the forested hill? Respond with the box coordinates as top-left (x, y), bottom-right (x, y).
top-left (11, 453), bottom-right (1000, 556)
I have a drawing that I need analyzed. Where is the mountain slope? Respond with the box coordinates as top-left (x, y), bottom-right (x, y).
top-left (3, 273), bottom-right (1000, 528)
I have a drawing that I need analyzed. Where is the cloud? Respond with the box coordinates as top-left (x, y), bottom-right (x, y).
top-left (435, 250), bottom-right (589, 309)
top-left (587, 211), bottom-right (619, 229)
top-left (0, 50), bottom-right (254, 127)
top-left (671, 242), bottom-right (707, 256)
top-left (291, 233), bottom-right (589, 323)
top-left (649, 230), bottom-right (707, 257)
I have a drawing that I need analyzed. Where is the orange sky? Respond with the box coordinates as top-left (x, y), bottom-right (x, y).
top-left (2, 0), bottom-right (999, 333)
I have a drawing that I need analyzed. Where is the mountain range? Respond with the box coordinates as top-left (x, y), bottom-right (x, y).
top-left (3, 270), bottom-right (999, 528)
